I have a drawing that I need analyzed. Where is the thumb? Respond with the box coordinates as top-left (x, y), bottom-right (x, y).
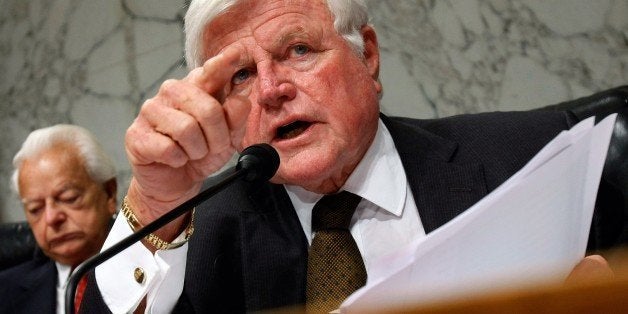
top-left (565, 255), bottom-right (614, 284)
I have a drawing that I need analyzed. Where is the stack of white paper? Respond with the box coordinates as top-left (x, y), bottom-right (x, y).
top-left (341, 114), bottom-right (617, 313)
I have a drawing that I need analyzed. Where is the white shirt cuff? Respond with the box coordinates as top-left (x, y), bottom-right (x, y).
top-left (95, 213), bottom-right (188, 314)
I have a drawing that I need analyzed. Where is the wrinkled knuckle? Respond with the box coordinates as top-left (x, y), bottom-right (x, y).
top-left (173, 115), bottom-right (199, 140)
top-left (201, 102), bottom-right (226, 126)
top-left (125, 125), bottom-right (140, 146)
top-left (200, 98), bottom-right (222, 115)
top-left (140, 98), bottom-right (160, 115)
top-left (161, 141), bottom-right (186, 167)
top-left (187, 67), bottom-right (204, 80)
top-left (160, 79), bottom-right (180, 94)
top-left (126, 119), bottom-right (149, 147)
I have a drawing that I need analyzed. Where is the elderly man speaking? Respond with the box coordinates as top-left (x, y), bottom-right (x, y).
top-left (83, 0), bottom-right (615, 313)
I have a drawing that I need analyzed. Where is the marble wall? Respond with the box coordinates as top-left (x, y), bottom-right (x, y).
top-left (1, 0), bottom-right (627, 222)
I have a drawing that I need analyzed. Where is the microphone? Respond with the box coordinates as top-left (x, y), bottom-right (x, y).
top-left (65, 144), bottom-right (279, 314)
top-left (237, 142), bottom-right (280, 182)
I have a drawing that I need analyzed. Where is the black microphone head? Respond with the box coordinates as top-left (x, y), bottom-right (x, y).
top-left (236, 144), bottom-right (280, 182)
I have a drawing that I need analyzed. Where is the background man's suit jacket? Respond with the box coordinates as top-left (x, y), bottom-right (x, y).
top-left (0, 248), bottom-right (57, 313)
top-left (82, 111), bottom-right (623, 313)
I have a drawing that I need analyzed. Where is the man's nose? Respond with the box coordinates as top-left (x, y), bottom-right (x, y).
top-left (255, 63), bottom-right (296, 108)
top-left (44, 200), bottom-right (67, 226)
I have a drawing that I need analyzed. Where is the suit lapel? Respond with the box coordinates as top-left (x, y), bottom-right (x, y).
top-left (237, 115), bottom-right (490, 309)
top-left (240, 182), bottom-right (308, 309)
top-left (382, 115), bottom-right (488, 233)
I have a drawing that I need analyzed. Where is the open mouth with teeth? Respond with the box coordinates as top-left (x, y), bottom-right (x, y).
top-left (276, 120), bottom-right (312, 140)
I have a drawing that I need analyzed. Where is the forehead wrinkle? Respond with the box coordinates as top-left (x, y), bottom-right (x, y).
top-left (202, 0), bottom-right (330, 60)
top-left (19, 149), bottom-right (89, 201)
top-left (204, 25), bottom-right (251, 58)
top-left (21, 180), bottom-right (82, 202)
top-left (272, 26), bottom-right (308, 48)
top-left (252, 19), bottom-right (328, 60)
top-left (203, 4), bottom-right (283, 57)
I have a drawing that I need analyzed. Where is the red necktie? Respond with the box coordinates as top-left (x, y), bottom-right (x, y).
top-left (74, 275), bottom-right (88, 313)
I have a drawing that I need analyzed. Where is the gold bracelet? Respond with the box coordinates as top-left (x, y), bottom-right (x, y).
top-left (121, 196), bottom-right (195, 250)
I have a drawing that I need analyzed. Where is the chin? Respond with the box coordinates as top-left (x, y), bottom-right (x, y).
top-left (274, 165), bottom-right (342, 193)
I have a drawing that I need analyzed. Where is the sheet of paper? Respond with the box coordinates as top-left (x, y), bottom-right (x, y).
top-left (341, 114), bottom-right (617, 313)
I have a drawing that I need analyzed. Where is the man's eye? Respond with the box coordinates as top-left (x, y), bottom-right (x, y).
top-left (59, 195), bottom-right (80, 204)
top-left (232, 68), bottom-right (252, 85)
top-left (58, 190), bottom-right (81, 205)
top-left (27, 206), bottom-right (42, 215)
top-left (290, 44), bottom-right (310, 57)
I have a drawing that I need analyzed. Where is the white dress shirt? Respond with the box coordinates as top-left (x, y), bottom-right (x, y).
top-left (287, 119), bottom-right (426, 275)
top-left (56, 262), bottom-right (71, 314)
top-left (96, 119), bottom-right (426, 312)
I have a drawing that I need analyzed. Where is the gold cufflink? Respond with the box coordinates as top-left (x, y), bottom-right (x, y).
top-left (134, 267), bottom-right (145, 284)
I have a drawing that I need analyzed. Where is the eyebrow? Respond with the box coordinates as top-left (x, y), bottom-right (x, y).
top-left (274, 26), bottom-right (309, 47)
top-left (21, 198), bottom-right (40, 205)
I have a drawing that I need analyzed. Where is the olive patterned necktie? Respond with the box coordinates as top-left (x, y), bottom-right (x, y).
top-left (306, 191), bottom-right (367, 313)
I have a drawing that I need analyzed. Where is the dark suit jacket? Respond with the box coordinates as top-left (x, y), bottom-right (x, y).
top-left (82, 111), bottom-right (624, 313)
top-left (0, 249), bottom-right (57, 314)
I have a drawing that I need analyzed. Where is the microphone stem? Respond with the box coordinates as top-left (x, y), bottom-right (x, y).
top-left (65, 166), bottom-right (248, 314)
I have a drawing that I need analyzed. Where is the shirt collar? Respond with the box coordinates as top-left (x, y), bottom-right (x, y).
top-left (286, 119), bottom-right (408, 233)
top-left (343, 119), bottom-right (407, 217)
top-left (55, 262), bottom-right (72, 289)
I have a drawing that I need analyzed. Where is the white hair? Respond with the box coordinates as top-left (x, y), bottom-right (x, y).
top-left (11, 124), bottom-right (116, 195)
top-left (184, 0), bottom-right (369, 69)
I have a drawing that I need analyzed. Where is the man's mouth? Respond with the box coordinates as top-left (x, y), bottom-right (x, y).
top-left (50, 232), bottom-right (82, 247)
top-left (276, 120), bottom-right (312, 140)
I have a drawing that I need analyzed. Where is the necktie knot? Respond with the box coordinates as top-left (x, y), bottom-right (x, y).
top-left (311, 191), bottom-right (361, 231)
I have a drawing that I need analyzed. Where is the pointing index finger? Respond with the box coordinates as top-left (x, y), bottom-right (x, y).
top-left (189, 46), bottom-right (246, 100)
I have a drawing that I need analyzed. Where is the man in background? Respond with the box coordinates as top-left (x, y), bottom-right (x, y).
top-left (0, 124), bottom-right (118, 314)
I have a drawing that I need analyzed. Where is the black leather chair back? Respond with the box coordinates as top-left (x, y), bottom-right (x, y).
top-left (542, 86), bottom-right (627, 194)
top-left (541, 86), bottom-right (628, 250)
top-left (0, 221), bottom-right (36, 271)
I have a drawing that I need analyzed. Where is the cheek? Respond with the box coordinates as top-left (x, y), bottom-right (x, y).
top-left (314, 62), bottom-right (373, 108)
top-left (239, 110), bottom-right (265, 149)
top-left (68, 211), bottom-right (99, 235)
top-left (68, 200), bottom-right (100, 227)
top-left (238, 124), bottom-right (255, 151)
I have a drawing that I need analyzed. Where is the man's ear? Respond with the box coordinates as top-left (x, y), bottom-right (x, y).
top-left (360, 25), bottom-right (382, 94)
top-left (103, 178), bottom-right (118, 215)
